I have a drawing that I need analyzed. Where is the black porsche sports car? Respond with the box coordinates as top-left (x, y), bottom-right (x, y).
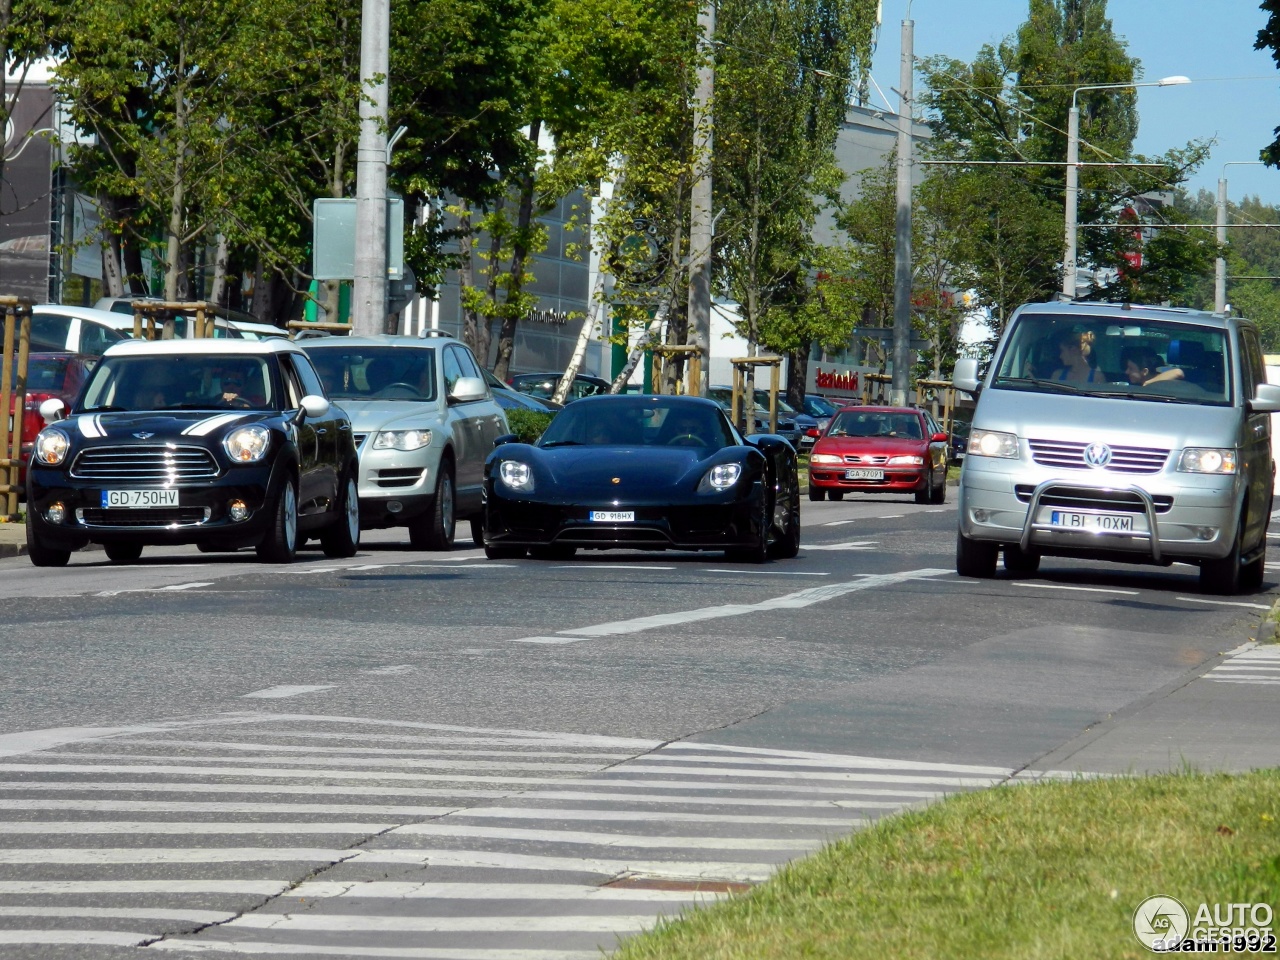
top-left (23, 338), bottom-right (361, 566)
top-left (481, 395), bottom-right (801, 562)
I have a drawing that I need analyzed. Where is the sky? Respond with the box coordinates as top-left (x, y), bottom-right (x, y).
top-left (870, 0), bottom-right (1280, 206)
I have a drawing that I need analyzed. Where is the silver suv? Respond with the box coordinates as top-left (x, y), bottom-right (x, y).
top-left (299, 334), bottom-right (508, 549)
top-left (954, 301), bottom-right (1280, 594)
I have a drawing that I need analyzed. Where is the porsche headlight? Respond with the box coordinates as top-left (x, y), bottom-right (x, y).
top-left (1178, 447), bottom-right (1237, 475)
top-left (887, 455), bottom-right (924, 466)
top-left (701, 463), bottom-right (743, 491)
top-left (34, 428), bottom-right (70, 465)
top-left (373, 429), bottom-right (432, 452)
top-left (223, 424), bottom-right (271, 463)
top-left (810, 453), bottom-right (843, 465)
top-left (969, 429), bottom-right (1019, 459)
top-left (498, 460), bottom-right (534, 491)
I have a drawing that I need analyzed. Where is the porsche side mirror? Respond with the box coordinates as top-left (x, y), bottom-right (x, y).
top-left (39, 398), bottom-right (66, 423)
top-left (493, 433), bottom-right (519, 447)
top-left (295, 394), bottom-right (331, 423)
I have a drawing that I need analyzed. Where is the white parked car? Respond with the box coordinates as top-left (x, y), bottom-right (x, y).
top-left (28, 305), bottom-right (130, 356)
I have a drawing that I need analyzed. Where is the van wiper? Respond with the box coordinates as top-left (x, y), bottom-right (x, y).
top-left (1088, 390), bottom-right (1196, 404)
top-left (994, 377), bottom-right (1082, 395)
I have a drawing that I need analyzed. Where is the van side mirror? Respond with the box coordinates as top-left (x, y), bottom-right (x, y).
top-left (1252, 382), bottom-right (1280, 413)
top-left (952, 358), bottom-right (981, 394)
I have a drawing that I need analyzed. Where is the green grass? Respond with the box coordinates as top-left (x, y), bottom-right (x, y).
top-left (614, 772), bottom-right (1280, 960)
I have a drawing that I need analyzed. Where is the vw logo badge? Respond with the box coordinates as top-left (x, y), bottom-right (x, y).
top-left (133, 432), bottom-right (154, 440)
top-left (1083, 442), bottom-right (1112, 468)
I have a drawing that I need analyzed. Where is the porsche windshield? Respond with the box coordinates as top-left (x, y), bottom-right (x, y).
top-left (304, 346), bottom-right (438, 402)
top-left (990, 313), bottom-right (1231, 406)
top-left (79, 355), bottom-right (276, 412)
top-left (539, 399), bottom-right (734, 448)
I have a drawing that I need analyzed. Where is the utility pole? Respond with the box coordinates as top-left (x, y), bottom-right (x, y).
top-left (687, 0), bottom-right (715, 398)
top-left (1062, 102), bottom-right (1080, 299)
top-left (1215, 175), bottom-right (1228, 314)
top-left (890, 14), bottom-right (913, 407)
top-left (352, 0), bottom-right (390, 336)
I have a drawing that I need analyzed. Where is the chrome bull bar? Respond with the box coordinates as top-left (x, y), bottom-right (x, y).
top-left (1018, 480), bottom-right (1163, 564)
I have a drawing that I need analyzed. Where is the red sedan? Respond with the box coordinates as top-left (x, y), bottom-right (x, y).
top-left (6, 352), bottom-right (96, 490)
top-left (807, 406), bottom-right (948, 504)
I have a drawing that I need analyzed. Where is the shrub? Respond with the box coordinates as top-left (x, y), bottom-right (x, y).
top-left (504, 409), bottom-right (556, 444)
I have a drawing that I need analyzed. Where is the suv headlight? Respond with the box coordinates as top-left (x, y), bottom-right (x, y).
top-left (223, 425), bottom-right (271, 463)
top-left (374, 429), bottom-right (431, 452)
top-left (1178, 447), bottom-right (1237, 475)
top-left (498, 460), bottom-right (533, 491)
top-left (887, 455), bottom-right (924, 466)
top-left (699, 463), bottom-right (742, 492)
top-left (969, 429), bottom-right (1019, 459)
top-left (34, 428), bottom-right (70, 465)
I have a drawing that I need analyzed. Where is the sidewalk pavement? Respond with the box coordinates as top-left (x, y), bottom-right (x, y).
top-left (0, 521), bottom-right (25, 559)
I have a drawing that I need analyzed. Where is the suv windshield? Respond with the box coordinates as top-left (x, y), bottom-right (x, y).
top-left (991, 313), bottom-right (1231, 406)
top-left (304, 346), bottom-right (438, 402)
top-left (80, 355), bottom-right (276, 412)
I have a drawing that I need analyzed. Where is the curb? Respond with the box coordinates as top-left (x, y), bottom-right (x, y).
top-left (1255, 598), bottom-right (1280, 644)
top-left (0, 526), bottom-right (102, 560)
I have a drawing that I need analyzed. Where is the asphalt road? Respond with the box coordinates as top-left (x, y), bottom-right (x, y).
top-left (0, 493), bottom-right (1274, 959)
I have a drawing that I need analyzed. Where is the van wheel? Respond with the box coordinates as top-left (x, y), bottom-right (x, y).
top-left (1201, 513), bottom-right (1246, 595)
top-left (1003, 545), bottom-right (1040, 575)
top-left (1241, 537), bottom-right (1266, 592)
top-left (956, 530), bottom-right (997, 578)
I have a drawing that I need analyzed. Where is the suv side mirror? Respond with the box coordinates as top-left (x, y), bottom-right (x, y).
top-left (953, 358), bottom-right (981, 394)
top-left (449, 376), bottom-right (487, 404)
top-left (296, 395), bottom-right (331, 423)
top-left (1252, 382), bottom-right (1280, 413)
top-left (39, 398), bottom-right (66, 423)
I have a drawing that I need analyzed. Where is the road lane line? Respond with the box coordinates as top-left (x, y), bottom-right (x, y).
top-left (220, 915), bottom-right (658, 934)
top-left (241, 685), bottom-right (336, 699)
top-left (704, 570), bottom-right (831, 576)
top-left (0, 906), bottom-right (233, 923)
top-left (505, 636), bottom-right (590, 645)
top-left (289, 882), bottom-right (713, 901)
top-left (115, 739), bottom-right (633, 761)
top-left (1012, 583), bottom-right (1139, 595)
top-left (557, 567), bottom-right (949, 637)
top-left (150, 942), bottom-right (601, 958)
top-left (421, 808), bottom-right (864, 827)
top-left (802, 541), bottom-right (879, 552)
top-left (1175, 596), bottom-right (1272, 610)
top-left (392, 825), bottom-right (823, 850)
top-left (0, 881), bottom-right (289, 895)
top-left (96, 581), bottom-right (214, 597)
top-left (552, 564), bottom-right (676, 571)
top-left (823, 519), bottom-right (858, 526)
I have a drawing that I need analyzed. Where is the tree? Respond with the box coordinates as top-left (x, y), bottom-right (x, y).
top-left (1256, 0), bottom-right (1280, 167)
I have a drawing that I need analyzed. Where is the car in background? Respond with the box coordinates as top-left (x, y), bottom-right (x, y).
top-left (799, 394), bottom-right (843, 448)
top-left (299, 334), bottom-right (508, 549)
top-left (807, 405), bottom-right (949, 504)
top-left (7, 352), bottom-right (97, 491)
top-left (707, 386), bottom-right (806, 448)
top-left (509, 372), bottom-right (611, 403)
top-left (483, 394), bottom-right (800, 562)
top-left (29, 305), bottom-right (129, 357)
top-left (948, 419), bottom-right (970, 465)
top-left (483, 369), bottom-right (562, 413)
top-left (24, 338), bottom-right (360, 566)
top-left (91, 298), bottom-right (252, 340)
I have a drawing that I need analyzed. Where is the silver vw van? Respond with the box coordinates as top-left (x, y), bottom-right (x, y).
top-left (953, 301), bottom-right (1280, 594)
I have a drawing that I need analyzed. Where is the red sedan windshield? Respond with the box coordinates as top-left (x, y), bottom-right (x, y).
top-left (827, 411), bottom-right (922, 440)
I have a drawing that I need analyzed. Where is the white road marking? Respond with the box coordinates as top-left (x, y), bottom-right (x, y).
top-left (822, 519), bottom-right (858, 526)
top-left (1175, 597), bottom-right (1272, 610)
top-left (360, 665), bottom-right (415, 675)
top-left (222, 915), bottom-right (656, 934)
top-left (49, 751), bottom-right (609, 772)
top-left (225, 714), bottom-right (662, 748)
top-left (0, 800), bottom-right (456, 816)
top-left (416, 808), bottom-right (863, 827)
top-left (402, 563), bottom-right (516, 569)
top-left (0, 932), bottom-right (146, 947)
top-left (0, 848), bottom-right (357, 865)
top-left (241, 685), bottom-right (337, 699)
top-left (1207, 663), bottom-right (1280, 671)
top-left (1207, 677), bottom-right (1280, 684)
top-left (116, 739), bottom-right (633, 761)
top-left (393, 824), bottom-right (823, 850)
top-left (0, 906), bottom-right (233, 923)
top-left (150, 942), bottom-right (602, 959)
top-left (874, 514), bottom-right (904, 519)
top-left (0, 715), bottom-right (278, 760)
top-left (802, 541), bottom-right (879, 551)
top-left (609, 764), bottom-right (1001, 787)
top-left (289, 882), bottom-right (713, 902)
top-left (0, 881), bottom-right (289, 895)
top-left (704, 569), bottom-right (830, 576)
top-left (660, 742), bottom-right (1015, 775)
top-left (96, 581), bottom-right (214, 597)
top-left (505, 636), bottom-right (589, 645)
top-left (557, 568), bottom-right (948, 637)
top-left (552, 564), bottom-right (676, 571)
top-left (1012, 583), bottom-right (1138, 595)
top-left (0, 821), bottom-right (404, 835)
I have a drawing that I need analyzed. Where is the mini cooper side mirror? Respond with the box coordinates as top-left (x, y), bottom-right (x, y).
top-left (493, 433), bottom-right (519, 447)
top-left (39, 398), bottom-right (66, 423)
top-left (449, 376), bottom-right (487, 404)
top-left (296, 395), bottom-right (331, 422)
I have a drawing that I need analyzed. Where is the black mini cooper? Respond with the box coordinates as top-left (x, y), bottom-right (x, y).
top-left (24, 339), bottom-right (361, 566)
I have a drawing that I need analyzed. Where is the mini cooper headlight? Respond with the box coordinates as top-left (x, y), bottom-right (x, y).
top-left (34, 428), bottom-right (69, 465)
top-left (1178, 447), bottom-right (1237, 475)
top-left (223, 425), bottom-right (271, 463)
top-left (499, 460), bottom-right (533, 490)
top-left (810, 453), bottom-right (843, 465)
top-left (374, 429), bottom-right (431, 452)
top-left (887, 454), bottom-right (924, 466)
top-left (969, 429), bottom-right (1019, 459)
top-left (701, 463), bottom-right (743, 491)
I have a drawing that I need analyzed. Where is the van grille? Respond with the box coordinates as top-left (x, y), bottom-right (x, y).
top-left (70, 445), bottom-right (220, 482)
top-left (1014, 484), bottom-right (1173, 514)
top-left (1028, 439), bottom-right (1169, 474)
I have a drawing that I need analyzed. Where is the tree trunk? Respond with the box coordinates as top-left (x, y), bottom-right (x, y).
top-left (553, 266), bottom-right (606, 405)
top-left (250, 253), bottom-right (274, 320)
top-left (610, 300), bottom-right (671, 393)
top-left (99, 207), bottom-right (125, 299)
top-left (209, 232), bottom-right (230, 307)
top-left (787, 342), bottom-right (809, 410)
top-left (163, 50), bottom-right (188, 302)
top-left (492, 120), bottom-right (541, 382)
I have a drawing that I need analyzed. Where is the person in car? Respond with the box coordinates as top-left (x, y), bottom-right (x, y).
top-left (218, 365), bottom-right (263, 408)
top-left (1050, 329), bottom-right (1106, 383)
top-left (661, 410), bottom-right (713, 446)
top-left (1122, 347), bottom-right (1184, 387)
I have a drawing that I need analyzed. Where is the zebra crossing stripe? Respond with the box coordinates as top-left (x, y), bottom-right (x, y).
top-left (0, 822), bottom-right (406, 835)
top-left (0, 881), bottom-right (289, 895)
top-left (0, 800), bottom-right (459, 816)
top-left (222, 914), bottom-right (657, 933)
top-left (118, 738), bottom-right (636, 761)
top-left (435, 807), bottom-right (865, 826)
top-left (659, 742), bottom-right (1015, 775)
top-left (0, 906), bottom-right (233, 923)
top-left (288, 882), bottom-right (718, 902)
top-left (49, 751), bottom-right (609, 773)
top-left (391, 824), bottom-right (830, 850)
top-left (150, 941), bottom-right (603, 958)
top-left (610, 764), bottom-right (1004, 786)
top-left (0, 763), bottom-right (602, 785)
top-left (0, 932), bottom-right (147, 947)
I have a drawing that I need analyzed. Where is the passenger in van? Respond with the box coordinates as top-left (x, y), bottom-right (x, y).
top-left (1050, 329), bottom-right (1106, 383)
top-left (1121, 347), bottom-right (1184, 387)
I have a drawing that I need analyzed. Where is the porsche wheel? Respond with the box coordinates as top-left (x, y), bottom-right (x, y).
top-left (768, 476), bottom-right (801, 561)
top-left (727, 496), bottom-right (769, 564)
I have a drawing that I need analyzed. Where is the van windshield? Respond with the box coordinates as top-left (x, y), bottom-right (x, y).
top-left (990, 313), bottom-right (1231, 406)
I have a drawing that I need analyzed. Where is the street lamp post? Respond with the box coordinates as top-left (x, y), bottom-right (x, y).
top-left (1062, 75), bottom-right (1190, 299)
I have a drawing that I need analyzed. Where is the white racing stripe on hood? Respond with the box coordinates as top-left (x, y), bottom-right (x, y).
top-left (77, 416), bottom-right (105, 439)
top-left (182, 413), bottom-right (246, 437)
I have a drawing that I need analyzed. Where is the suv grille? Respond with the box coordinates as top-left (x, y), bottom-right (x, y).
top-left (1028, 439), bottom-right (1169, 474)
top-left (70, 445), bottom-right (220, 482)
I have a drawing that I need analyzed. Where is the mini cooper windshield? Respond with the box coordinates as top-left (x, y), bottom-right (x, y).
top-left (991, 313), bottom-right (1231, 406)
top-left (79, 355), bottom-right (277, 412)
top-left (538, 397), bottom-right (735, 449)
top-left (305, 346), bottom-right (438, 402)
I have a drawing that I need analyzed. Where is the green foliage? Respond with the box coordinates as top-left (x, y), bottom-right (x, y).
top-left (503, 409), bottom-right (556, 444)
top-left (1256, 0), bottom-right (1280, 167)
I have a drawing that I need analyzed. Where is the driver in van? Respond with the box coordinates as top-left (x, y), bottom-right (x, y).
top-left (1121, 347), bottom-right (1184, 387)
top-left (1049, 329), bottom-right (1106, 383)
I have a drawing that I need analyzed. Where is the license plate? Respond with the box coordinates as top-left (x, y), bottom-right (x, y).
top-left (1049, 510), bottom-right (1134, 532)
top-left (102, 489), bottom-right (179, 509)
top-left (845, 468), bottom-right (884, 480)
top-left (589, 510), bottom-right (635, 522)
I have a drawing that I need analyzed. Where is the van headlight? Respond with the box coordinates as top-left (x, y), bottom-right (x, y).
top-left (498, 460), bottom-right (533, 491)
top-left (699, 463), bottom-right (742, 492)
top-left (374, 429), bottom-right (431, 452)
top-left (1178, 447), bottom-right (1237, 474)
top-left (223, 425), bottom-right (271, 463)
top-left (969, 429), bottom-right (1019, 459)
top-left (34, 428), bottom-right (70, 465)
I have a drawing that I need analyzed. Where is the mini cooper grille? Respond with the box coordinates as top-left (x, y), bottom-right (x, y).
top-left (70, 445), bottom-right (219, 482)
top-left (1028, 439), bottom-right (1169, 474)
top-left (844, 454), bottom-right (889, 465)
top-left (1014, 484), bottom-right (1173, 514)
top-left (77, 507), bottom-right (211, 527)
